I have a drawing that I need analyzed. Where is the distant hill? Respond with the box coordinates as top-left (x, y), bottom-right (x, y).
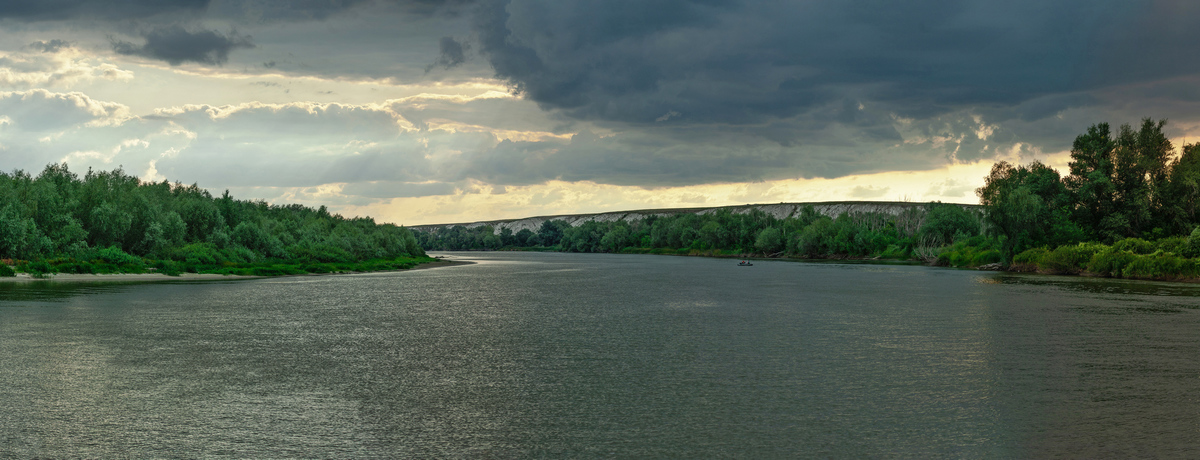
top-left (410, 201), bottom-right (980, 234)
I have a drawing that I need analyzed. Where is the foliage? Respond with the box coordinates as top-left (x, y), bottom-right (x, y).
top-left (417, 204), bottom-right (983, 264)
top-left (1086, 245), bottom-right (1135, 277)
top-left (977, 161), bottom-right (1083, 261)
top-left (0, 164), bottom-right (426, 276)
top-left (919, 202), bottom-right (981, 246)
top-left (1122, 252), bottom-right (1200, 280)
top-left (935, 236), bottom-right (1001, 267)
top-left (1037, 243), bottom-right (1105, 275)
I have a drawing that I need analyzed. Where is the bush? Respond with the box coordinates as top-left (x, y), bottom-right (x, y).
top-left (879, 244), bottom-right (908, 259)
top-left (152, 259), bottom-right (184, 276)
top-left (0, 264), bottom-right (14, 277)
top-left (970, 249), bottom-right (1003, 266)
top-left (934, 237), bottom-right (1001, 267)
top-left (1112, 238), bottom-right (1155, 255)
top-left (1184, 228), bottom-right (1200, 258)
top-left (1086, 246), bottom-right (1134, 277)
top-left (172, 243), bottom-right (219, 265)
top-left (1155, 236), bottom-right (1187, 255)
top-left (1122, 252), bottom-right (1200, 280)
top-left (91, 246), bottom-right (143, 266)
top-left (1038, 243), bottom-right (1104, 275)
top-left (56, 262), bottom-right (95, 274)
top-left (23, 260), bottom-right (53, 278)
top-left (1012, 247), bottom-right (1049, 265)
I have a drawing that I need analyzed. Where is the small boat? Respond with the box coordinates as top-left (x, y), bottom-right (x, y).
top-left (738, 261), bottom-right (753, 266)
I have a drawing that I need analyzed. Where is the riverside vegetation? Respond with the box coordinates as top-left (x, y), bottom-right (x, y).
top-left (418, 118), bottom-right (1200, 282)
top-left (0, 164), bottom-right (429, 278)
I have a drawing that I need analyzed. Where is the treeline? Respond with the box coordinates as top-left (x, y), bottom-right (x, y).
top-left (419, 117), bottom-right (1200, 282)
top-left (417, 203), bottom-right (988, 262)
top-left (0, 164), bottom-right (427, 277)
top-left (968, 117), bottom-right (1200, 280)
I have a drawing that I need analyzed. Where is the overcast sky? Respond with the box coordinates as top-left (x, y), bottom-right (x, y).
top-left (2, 0), bottom-right (1200, 225)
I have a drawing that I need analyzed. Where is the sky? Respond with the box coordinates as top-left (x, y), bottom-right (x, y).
top-left (3, 1), bottom-right (1200, 225)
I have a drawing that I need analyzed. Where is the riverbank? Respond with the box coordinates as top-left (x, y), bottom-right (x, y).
top-left (0, 259), bottom-right (473, 283)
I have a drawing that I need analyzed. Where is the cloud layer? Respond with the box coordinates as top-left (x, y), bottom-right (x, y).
top-left (112, 26), bottom-right (254, 66)
top-left (4, 1), bottom-right (1200, 225)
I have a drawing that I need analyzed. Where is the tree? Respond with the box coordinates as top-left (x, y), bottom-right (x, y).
top-left (1163, 143), bottom-right (1200, 229)
top-left (918, 202), bottom-right (980, 246)
top-left (1065, 122), bottom-right (1116, 239)
top-left (755, 227), bottom-right (783, 254)
top-left (977, 161), bottom-right (1081, 262)
top-left (88, 201), bottom-right (133, 248)
top-left (537, 220), bottom-right (569, 246)
top-left (1111, 118), bottom-right (1173, 237)
top-left (515, 228), bottom-right (535, 246)
top-left (600, 225), bottom-right (631, 252)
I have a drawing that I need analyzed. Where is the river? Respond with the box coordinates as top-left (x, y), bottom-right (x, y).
top-left (2, 251), bottom-right (1199, 457)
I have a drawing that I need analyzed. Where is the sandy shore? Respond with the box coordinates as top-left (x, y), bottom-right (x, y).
top-left (0, 259), bottom-right (473, 283)
top-left (408, 260), bottom-right (474, 270)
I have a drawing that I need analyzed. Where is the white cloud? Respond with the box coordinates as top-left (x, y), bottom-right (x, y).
top-left (0, 47), bottom-right (133, 89)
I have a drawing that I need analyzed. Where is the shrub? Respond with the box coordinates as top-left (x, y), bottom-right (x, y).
top-left (1012, 247), bottom-right (1049, 265)
top-left (1009, 247), bottom-right (1048, 272)
top-left (23, 261), bottom-right (53, 278)
top-left (1085, 246), bottom-right (1135, 277)
top-left (1113, 237), bottom-right (1156, 255)
top-left (172, 243), bottom-right (219, 265)
top-left (91, 246), bottom-right (142, 266)
top-left (932, 236), bottom-right (1001, 267)
top-left (152, 259), bottom-right (184, 276)
top-left (1184, 228), bottom-right (1200, 258)
top-left (1155, 236), bottom-right (1187, 255)
top-left (879, 244), bottom-right (908, 259)
top-left (56, 262), bottom-right (95, 274)
top-left (0, 264), bottom-right (14, 277)
top-left (1122, 252), bottom-right (1200, 280)
top-left (1038, 243), bottom-right (1104, 274)
top-left (970, 249), bottom-right (1003, 266)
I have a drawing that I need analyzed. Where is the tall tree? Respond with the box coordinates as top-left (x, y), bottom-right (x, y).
top-left (1111, 118), bottom-right (1173, 237)
top-left (977, 161), bottom-right (1082, 261)
top-left (1162, 143), bottom-right (1200, 231)
top-left (1065, 123), bottom-right (1116, 239)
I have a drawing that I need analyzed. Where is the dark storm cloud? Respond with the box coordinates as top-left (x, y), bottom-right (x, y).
top-left (25, 39), bottom-right (71, 53)
top-left (425, 36), bottom-right (468, 72)
top-left (0, 0), bottom-right (209, 20)
top-left (470, 0), bottom-right (1175, 125)
top-left (205, 0), bottom-right (478, 22)
top-left (0, 0), bottom-right (475, 23)
top-left (112, 26), bottom-right (254, 65)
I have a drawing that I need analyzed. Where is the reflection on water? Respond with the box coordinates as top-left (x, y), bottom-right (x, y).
top-left (1, 252), bottom-right (1199, 457)
top-left (0, 279), bottom-right (251, 303)
top-left (989, 272), bottom-right (1200, 297)
top-left (0, 280), bottom-right (146, 303)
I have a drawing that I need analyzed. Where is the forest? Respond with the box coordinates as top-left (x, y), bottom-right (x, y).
top-left (0, 164), bottom-right (429, 277)
top-left (417, 203), bottom-right (982, 263)
top-left (418, 118), bottom-right (1200, 281)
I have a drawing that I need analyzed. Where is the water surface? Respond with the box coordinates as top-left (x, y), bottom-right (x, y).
top-left (2, 252), bottom-right (1199, 457)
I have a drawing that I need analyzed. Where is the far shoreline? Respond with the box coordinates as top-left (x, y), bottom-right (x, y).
top-left (0, 259), bottom-right (474, 283)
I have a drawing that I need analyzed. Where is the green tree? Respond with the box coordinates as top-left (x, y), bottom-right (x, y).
top-left (977, 161), bottom-right (1081, 262)
top-left (918, 202), bottom-right (981, 246)
top-left (755, 227), bottom-right (784, 254)
top-left (1163, 143), bottom-right (1200, 232)
top-left (1065, 122), bottom-right (1117, 239)
top-left (600, 225), bottom-right (631, 252)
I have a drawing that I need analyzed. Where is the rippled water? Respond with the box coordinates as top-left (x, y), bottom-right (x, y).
top-left (2, 252), bottom-right (1200, 457)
